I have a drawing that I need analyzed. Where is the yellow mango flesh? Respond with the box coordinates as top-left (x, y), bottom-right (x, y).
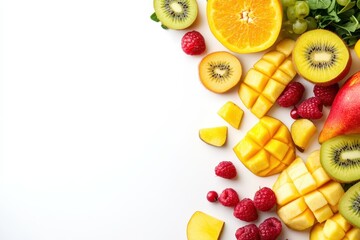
top-left (187, 211), bottom-right (224, 240)
top-left (217, 101), bottom-right (244, 129)
top-left (273, 150), bottom-right (345, 231)
top-left (310, 213), bottom-right (360, 240)
top-left (238, 38), bottom-right (296, 118)
top-left (233, 116), bottom-right (296, 177)
top-left (199, 126), bottom-right (227, 147)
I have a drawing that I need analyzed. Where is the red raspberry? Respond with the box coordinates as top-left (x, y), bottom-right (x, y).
top-left (253, 187), bottom-right (277, 211)
top-left (297, 97), bottom-right (323, 120)
top-left (235, 224), bottom-right (260, 240)
top-left (277, 82), bottom-right (305, 107)
top-left (290, 106), bottom-right (300, 119)
top-left (181, 30), bottom-right (206, 55)
top-left (313, 83), bottom-right (339, 106)
top-left (233, 198), bottom-right (258, 222)
top-left (258, 217), bottom-right (282, 240)
top-left (206, 191), bottom-right (218, 202)
top-left (218, 188), bottom-right (239, 207)
top-left (215, 161), bottom-right (237, 179)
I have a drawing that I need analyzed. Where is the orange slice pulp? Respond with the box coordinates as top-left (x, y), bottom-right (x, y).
top-left (207, 0), bottom-right (283, 54)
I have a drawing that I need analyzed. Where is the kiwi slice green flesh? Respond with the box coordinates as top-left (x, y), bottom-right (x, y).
top-left (339, 181), bottom-right (360, 228)
top-left (320, 134), bottom-right (360, 183)
top-left (153, 0), bottom-right (198, 30)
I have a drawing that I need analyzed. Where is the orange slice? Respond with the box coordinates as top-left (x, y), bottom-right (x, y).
top-left (207, 0), bottom-right (283, 53)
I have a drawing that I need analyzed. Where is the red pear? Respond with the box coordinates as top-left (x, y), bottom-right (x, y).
top-left (319, 71), bottom-right (360, 143)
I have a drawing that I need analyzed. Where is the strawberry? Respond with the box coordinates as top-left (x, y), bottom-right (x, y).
top-left (181, 31), bottom-right (206, 55)
top-left (297, 97), bottom-right (323, 120)
top-left (277, 82), bottom-right (305, 107)
top-left (233, 198), bottom-right (258, 222)
top-left (215, 161), bottom-right (237, 179)
top-left (313, 83), bottom-right (339, 106)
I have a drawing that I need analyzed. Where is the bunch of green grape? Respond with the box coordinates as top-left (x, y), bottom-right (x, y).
top-left (281, 0), bottom-right (317, 36)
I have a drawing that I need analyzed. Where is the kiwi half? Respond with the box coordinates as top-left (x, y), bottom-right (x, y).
top-left (292, 29), bottom-right (351, 86)
top-left (320, 134), bottom-right (360, 183)
top-left (153, 0), bottom-right (198, 30)
top-left (198, 51), bottom-right (242, 93)
top-left (339, 181), bottom-right (360, 228)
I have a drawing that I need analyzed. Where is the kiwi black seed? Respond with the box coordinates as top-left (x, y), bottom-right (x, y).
top-left (320, 134), bottom-right (360, 183)
top-left (153, 0), bottom-right (198, 30)
top-left (339, 181), bottom-right (360, 228)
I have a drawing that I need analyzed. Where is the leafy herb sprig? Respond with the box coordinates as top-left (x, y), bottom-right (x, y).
top-left (308, 0), bottom-right (360, 46)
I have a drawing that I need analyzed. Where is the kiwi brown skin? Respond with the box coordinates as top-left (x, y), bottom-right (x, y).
top-left (339, 181), bottom-right (360, 228)
top-left (320, 134), bottom-right (360, 183)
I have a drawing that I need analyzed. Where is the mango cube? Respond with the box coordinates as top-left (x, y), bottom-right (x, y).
top-left (217, 101), bottom-right (244, 129)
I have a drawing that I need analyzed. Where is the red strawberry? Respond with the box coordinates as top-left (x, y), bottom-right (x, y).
top-left (181, 31), bottom-right (206, 55)
top-left (313, 83), bottom-right (339, 106)
top-left (277, 82), bottom-right (305, 107)
top-left (253, 187), bottom-right (277, 211)
top-left (218, 188), bottom-right (239, 207)
top-left (233, 198), bottom-right (258, 222)
top-left (258, 217), bottom-right (282, 240)
top-left (235, 224), bottom-right (260, 240)
top-left (215, 161), bottom-right (237, 179)
top-left (297, 97), bottom-right (323, 120)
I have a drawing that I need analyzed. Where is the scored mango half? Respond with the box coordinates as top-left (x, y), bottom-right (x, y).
top-left (273, 150), bottom-right (345, 231)
top-left (238, 38), bottom-right (297, 118)
top-left (233, 116), bottom-right (296, 177)
top-left (310, 213), bottom-right (360, 240)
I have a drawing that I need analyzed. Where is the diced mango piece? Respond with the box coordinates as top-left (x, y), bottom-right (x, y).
top-left (199, 126), bottom-right (227, 147)
top-left (233, 116), bottom-right (295, 177)
top-left (187, 211), bottom-right (224, 240)
top-left (332, 213), bottom-right (352, 232)
top-left (346, 227), bottom-right (360, 240)
top-left (238, 38), bottom-right (296, 118)
top-left (217, 101), bottom-right (244, 129)
top-left (273, 151), bottom-right (345, 231)
top-left (323, 219), bottom-right (345, 240)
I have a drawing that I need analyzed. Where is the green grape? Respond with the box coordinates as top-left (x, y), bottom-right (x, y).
top-left (305, 16), bottom-right (318, 30)
top-left (282, 0), bottom-right (296, 7)
top-left (294, 1), bottom-right (310, 19)
top-left (292, 18), bottom-right (308, 34)
top-left (336, 0), bottom-right (349, 6)
top-left (286, 6), bottom-right (297, 22)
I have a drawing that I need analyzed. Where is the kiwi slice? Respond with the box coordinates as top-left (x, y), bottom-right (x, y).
top-left (153, 0), bottom-right (198, 30)
top-left (292, 29), bottom-right (351, 85)
top-left (198, 51), bottom-right (242, 93)
top-left (339, 181), bottom-right (360, 228)
top-left (320, 134), bottom-right (360, 183)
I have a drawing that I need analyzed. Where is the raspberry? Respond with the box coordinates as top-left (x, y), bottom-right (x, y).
top-left (253, 187), bottom-right (277, 211)
top-left (277, 82), bottom-right (305, 107)
top-left (206, 191), bottom-right (218, 202)
top-left (313, 83), bottom-right (339, 106)
top-left (290, 106), bottom-right (300, 119)
top-left (181, 30), bottom-right (206, 55)
top-left (235, 224), bottom-right (260, 240)
top-left (215, 161), bottom-right (237, 179)
top-left (218, 188), bottom-right (239, 207)
top-left (297, 97), bottom-right (323, 120)
top-left (258, 217), bottom-right (282, 240)
top-left (233, 198), bottom-right (258, 222)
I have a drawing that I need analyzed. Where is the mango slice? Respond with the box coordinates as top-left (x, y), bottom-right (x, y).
top-left (238, 38), bottom-right (297, 118)
top-left (310, 213), bottom-right (360, 240)
top-left (187, 211), bottom-right (224, 240)
top-left (233, 116), bottom-right (296, 177)
top-left (273, 150), bottom-right (345, 231)
top-left (217, 101), bottom-right (244, 129)
top-left (199, 126), bottom-right (227, 147)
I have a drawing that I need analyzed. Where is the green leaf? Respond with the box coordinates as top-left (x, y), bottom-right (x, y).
top-left (150, 12), bottom-right (160, 22)
top-left (338, 1), bottom-right (356, 14)
top-left (357, 0), bottom-right (360, 8)
top-left (333, 15), bottom-right (359, 33)
top-left (308, 0), bottom-right (332, 9)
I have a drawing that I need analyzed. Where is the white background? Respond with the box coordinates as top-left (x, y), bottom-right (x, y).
top-left (2, 1), bottom-right (360, 240)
